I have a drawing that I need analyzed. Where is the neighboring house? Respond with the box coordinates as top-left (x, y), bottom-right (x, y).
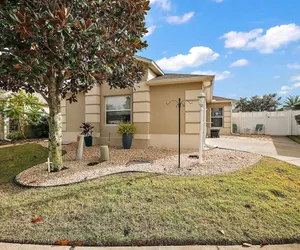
top-left (61, 56), bottom-right (235, 148)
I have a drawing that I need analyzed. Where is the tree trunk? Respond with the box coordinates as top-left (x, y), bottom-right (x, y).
top-left (48, 79), bottom-right (63, 172)
top-left (18, 117), bottom-right (26, 138)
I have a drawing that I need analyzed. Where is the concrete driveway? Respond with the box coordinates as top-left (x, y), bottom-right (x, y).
top-left (206, 136), bottom-right (300, 166)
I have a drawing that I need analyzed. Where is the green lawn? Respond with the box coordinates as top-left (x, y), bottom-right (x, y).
top-left (289, 135), bottom-right (300, 144)
top-left (0, 144), bottom-right (300, 246)
top-left (0, 143), bottom-right (49, 183)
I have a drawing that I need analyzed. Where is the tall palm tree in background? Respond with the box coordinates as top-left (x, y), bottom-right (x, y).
top-left (284, 95), bottom-right (300, 108)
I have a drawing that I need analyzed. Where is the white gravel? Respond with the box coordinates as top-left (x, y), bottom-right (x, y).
top-left (16, 146), bottom-right (262, 187)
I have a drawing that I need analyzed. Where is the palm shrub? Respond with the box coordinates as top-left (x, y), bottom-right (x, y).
top-left (284, 95), bottom-right (300, 108)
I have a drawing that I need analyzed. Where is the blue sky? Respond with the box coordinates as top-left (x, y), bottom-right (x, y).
top-left (138, 0), bottom-right (300, 99)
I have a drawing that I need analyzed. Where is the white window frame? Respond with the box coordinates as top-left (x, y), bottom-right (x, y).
top-left (211, 107), bottom-right (224, 128)
top-left (105, 95), bottom-right (132, 126)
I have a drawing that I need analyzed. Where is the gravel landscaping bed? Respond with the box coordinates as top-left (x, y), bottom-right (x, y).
top-left (16, 144), bottom-right (262, 187)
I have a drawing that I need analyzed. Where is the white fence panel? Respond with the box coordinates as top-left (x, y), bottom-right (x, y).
top-left (232, 111), bottom-right (300, 136)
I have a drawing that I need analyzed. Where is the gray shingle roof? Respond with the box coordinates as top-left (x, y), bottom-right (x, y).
top-left (134, 55), bottom-right (164, 75)
top-left (134, 55), bottom-right (153, 64)
top-left (148, 73), bottom-right (209, 82)
top-left (213, 96), bottom-right (237, 102)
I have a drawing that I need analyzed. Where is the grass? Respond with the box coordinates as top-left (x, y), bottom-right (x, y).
top-left (0, 144), bottom-right (300, 246)
top-left (289, 135), bottom-right (300, 144)
top-left (0, 143), bottom-right (49, 183)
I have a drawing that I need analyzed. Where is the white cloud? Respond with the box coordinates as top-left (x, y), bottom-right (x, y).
top-left (166, 12), bottom-right (194, 24)
top-left (290, 75), bottom-right (300, 82)
top-left (220, 24), bottom-right (300, 54)
top-left (279, 82), bottom-right (300, 95)
top-left (273, 76), bottom-right (281, 79)
top-left (145, 25), bottom-right (157, 37)
top-left (287, 63), bottom-right (300, 69)
top-left (230, 59), bottom-right (249, 67)
top-left (151, 0), bottom-right (171, 10)
top-left (191, 70), bottom-right (231, 81)
top-left (156, 46), bottom-right (220, 71)
top-left (212, 0), bottom-right (224, 2)
top-left (279, 90), bottom-right (288, 95)
top-left (220, 29), bottom-right (263, 49)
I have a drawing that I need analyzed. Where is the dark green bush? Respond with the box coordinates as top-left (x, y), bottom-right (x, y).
top-left (7, 131), bottom-right (25, 140)
top-left (30, 115), bottom-right (49, 138)
top-left (295, 115), bottom-right (300, 125)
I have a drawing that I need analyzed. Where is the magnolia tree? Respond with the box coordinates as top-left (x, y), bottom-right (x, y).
top-left (0, 0), bottom-right (149, 171)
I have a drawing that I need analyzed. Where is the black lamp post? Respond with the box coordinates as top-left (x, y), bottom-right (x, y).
top-left (167, 98), bottom-right (192, 168)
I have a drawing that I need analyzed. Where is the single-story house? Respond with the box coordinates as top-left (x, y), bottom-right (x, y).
top-left (62, 56), bottom-right (236, 148)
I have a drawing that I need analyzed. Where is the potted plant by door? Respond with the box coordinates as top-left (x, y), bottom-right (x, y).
top-left (117, 122), bottom-right (136, 149)
top-left (80, 122), bottom-right (94, 147)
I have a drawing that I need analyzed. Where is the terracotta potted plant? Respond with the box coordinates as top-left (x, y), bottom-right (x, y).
top-left (117, 122), bottom-right (136, 149)
top-left (80, 122), bottom-right (94, 147)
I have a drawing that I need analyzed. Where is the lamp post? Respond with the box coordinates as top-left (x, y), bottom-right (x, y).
top-left (167, 98), bottom-right (192, 168)
top-left (198, 92), bottom-right (206, 163)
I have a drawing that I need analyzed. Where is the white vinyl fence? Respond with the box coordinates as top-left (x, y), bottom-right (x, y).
top-left (232, 111), bottom-right (300, 136)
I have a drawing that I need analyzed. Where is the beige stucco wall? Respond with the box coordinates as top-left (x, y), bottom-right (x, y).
top-left (148, 69), bottom-right (156, 81)
top-left (98, 83), bottom-right (133, 146)
top-left (64, 93), bottom-right (85, 141)
top-left (62, 67), bottom-right (151, 146)
top-left (150, 82), bottom-right (203, 135)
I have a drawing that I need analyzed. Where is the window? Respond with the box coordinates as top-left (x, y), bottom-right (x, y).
top-left (105, 96), bottom-right (131, 125)
top-left (211, 108), bottom-right (223, 128)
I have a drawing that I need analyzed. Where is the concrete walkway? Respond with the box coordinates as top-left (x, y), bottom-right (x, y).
top-left (206, 136), bottom-right (300, 166)
top-left (0, 243), bottom-right (299, 250)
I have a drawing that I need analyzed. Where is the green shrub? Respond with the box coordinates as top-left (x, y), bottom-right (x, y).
top-left (31, 115), bottom-right (49, 138)
top-left (7, 131), bottom-right (25, 140)
top-left (117, 122), bottom-right (136, 135)
top-left (295, 115), bottom-right (300, 125)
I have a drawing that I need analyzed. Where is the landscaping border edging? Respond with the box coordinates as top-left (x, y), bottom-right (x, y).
top-left (0, 242), bottom-right (300, 249)
top-left (13, 170), bottom-right (161, 189)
